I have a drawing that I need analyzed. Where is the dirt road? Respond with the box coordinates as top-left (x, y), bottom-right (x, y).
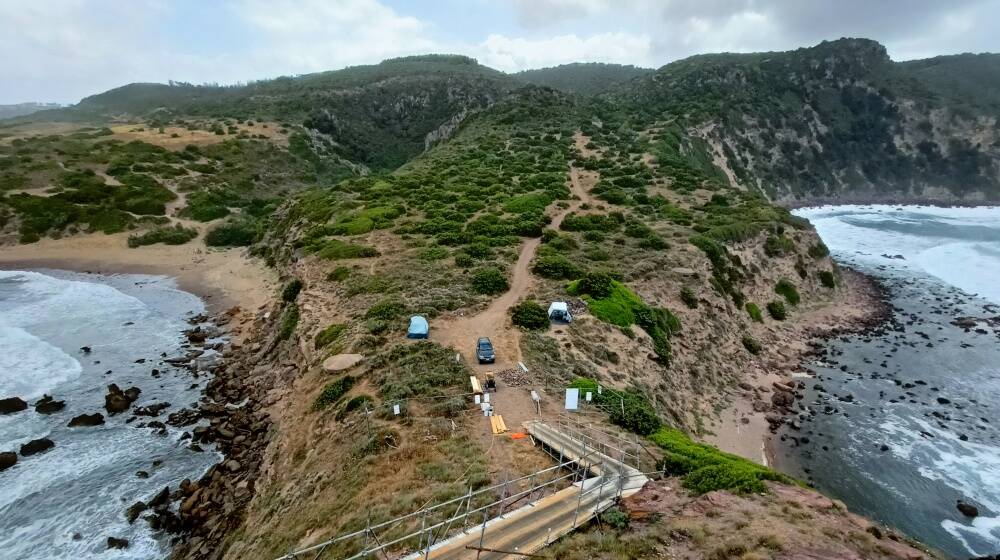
top-left (431, 152), bottom-right (599, 373)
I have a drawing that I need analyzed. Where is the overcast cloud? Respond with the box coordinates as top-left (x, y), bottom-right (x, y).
top-left (1, 0), bottom-right (998, 104)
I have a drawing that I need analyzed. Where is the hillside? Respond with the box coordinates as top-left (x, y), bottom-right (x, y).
top-left (2, 37), bottom-right (992, 560)
top-left (514, 62), bottom-right (653, 96)
top-left (29, 55), bottom-right (518, 170)
top-left (0, 102), bottom-right (62, 120)
top-left (614, 38), bottom-right (1000, 204)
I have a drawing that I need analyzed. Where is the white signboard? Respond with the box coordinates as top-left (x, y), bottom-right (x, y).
top-left (598, 385), bottom-right (603, 395)
top-left (564, 388), bottom-right (580, 411)
top-left (530, 390), bottom-right (540, 402)
top-left (483, 393), bottom-right (490, 403)
top-left (393, 404), bottom-right (401, 416)
top-left (585, 391), bottom-right (592, 402)
top-left (475, 394), bottom-right (481, 405)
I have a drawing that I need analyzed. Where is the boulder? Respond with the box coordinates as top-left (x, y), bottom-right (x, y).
top-left (106, 537), bottom-right (129, 550)
top-left (124, 387), bottom-right (142, 402)
top-left (20, 437), bottom-right (54, 456)
top-left (126, 501), bottom-right (147, 524)
top-left (771, 390), bottom-right (795, 409)
top-left (134, 402), bottom-right (171, 417)
top-left (322, 353), bottom-right (364, 374)
top-left (68, 413), bottom-right (105, 427)
top-left (957, 500), bottom-right (979, 518)
top-left (105, 384), bottom-right (140, 414)
top-left (34, 395), bottom-right (66, 414)
top-left (0, 451), bottom-right (16, 471)
top-left (0, 397), bottom-right (27, 415)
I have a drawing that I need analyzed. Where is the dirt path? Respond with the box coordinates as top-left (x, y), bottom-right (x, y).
top-left (432, 151), bottom-right (597, 373)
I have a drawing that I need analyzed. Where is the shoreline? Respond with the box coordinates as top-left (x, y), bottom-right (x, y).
top-left (705, 267), bottom-right (893, 467)
top-left (0, 233), bottom-right (278, 313)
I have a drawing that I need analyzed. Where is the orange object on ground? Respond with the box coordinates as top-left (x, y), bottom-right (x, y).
top-left (510, 432), bottom-right (527, 439)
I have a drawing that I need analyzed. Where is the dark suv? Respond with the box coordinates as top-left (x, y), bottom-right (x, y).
top-left (476, 337), bottom-right (495, 364)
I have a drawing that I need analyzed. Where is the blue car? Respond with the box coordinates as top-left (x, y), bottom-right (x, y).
top-left (476, 337), bottom-right (495, 364)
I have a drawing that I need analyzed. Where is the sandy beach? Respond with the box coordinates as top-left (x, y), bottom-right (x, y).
top-left (0, 232), bottom-right (278, 313)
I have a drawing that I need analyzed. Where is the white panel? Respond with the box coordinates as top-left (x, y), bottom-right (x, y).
top-left (564, 388), bottom-right (579, 410)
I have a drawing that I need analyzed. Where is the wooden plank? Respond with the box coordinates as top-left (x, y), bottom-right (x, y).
top-left (496, 415), bottom-right (508, 433)
top-left (470, 376), bottom-right (482, 394)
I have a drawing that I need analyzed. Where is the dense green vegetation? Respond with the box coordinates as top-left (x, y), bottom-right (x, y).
top-left (313, 375), bottom-right (357, 411)
top-left (513, 62), bottom-right (652, 96)
top-left (569, 378), bottom-right (661, 435)
top-left (509, 300), bottom-right (550, 330)
top-left (315, 323), bottom-right (348, 350)
top-left (651, 428), bottom-right (791, 494)
top-left (126, 224), bottom-right (197, 247)
top-left (613, 38), bottom-right (1000, 201)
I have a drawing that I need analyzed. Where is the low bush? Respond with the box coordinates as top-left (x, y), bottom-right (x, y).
top-left (766, 300), bottom-right (787, 320)
top-left (365, 298), bottom-right (406, 321)
top-left (313, 239), bottom-right (379, 260)
top-left (764, 235), bottom-right (795, 257)
top-left (205, 220), bottom-right (258, 247)
top-left (127, 224), bottom-right (197, 248)
top-left (531, 254), bottom-right (582, 280)
top-left (819, 270), bottom-right (836, 288)
top-left (315, 323), bottom-right (347, 350)
top-left (745, 302), bottom-right (764, 323)
top-left (576, 271), bottom-right (615, 299)
top-left (650, 427), bottom-right (791, 494)
top-left (327, 266), bottom-right (350, 282)
top-left (680, 286), bottom-right (699, 309)
top-left (470, 267), bottom-right (509, 295)
top-left (741, 335), bottom-right (762, 355)
top-left (336, 394), bottom-right (374, 420)
top-left (278, 303), bottom-right (300, 340)
top-left (312, 375), bottom-right (356, 411)
top-left (774, 279), bottom-right (800, 305)
top-left (600, 507), bottom-right (630, 530)
top-left (281, 278), bottom-right (303, 302)
top-left (510, 300), bottom-right (549, 330)
top-left (808, 242), bottom-right (830, 259)
top-left (569, 378), bottom-right (661, 435)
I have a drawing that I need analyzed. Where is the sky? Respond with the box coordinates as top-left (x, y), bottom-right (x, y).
top-left (2, 0), bottom-right (999, 105)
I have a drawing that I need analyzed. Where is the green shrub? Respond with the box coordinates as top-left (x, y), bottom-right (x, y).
top-left (281, 278), bottom-right (303, 302)
top-left (365, 298), bottom-right (406, 321)
top-left (315, 323), bottom-right (347, 350)
top-left (764, 235), bottom-right (795, 257)
top-left (745, 302), bottom-right (764, 323)
top-left (278, 303), bottom-right (300, 340)
top-left (327, 266), bottom-right (350, 281)
top-left (680, 286), bottom-right (699, 309)
top-left (576, 271), bottom-right (615, 299)
top-left (741, 335), bottom-right (762, 355)
top-left (419, 245), bottom-right (449, 260)
top-left (510, 300), bottom-right (549, 330)
top-left (808, 242), bottom-right (830, 259)
top-left (600, 507), bottom-right (630, 530)
top-left (127, 224), bottom-right (197, 248)
top-left (313, 239), bottom-right (379, 260)
top-left (313, 375), bottom-right (356, 411)
top-left (336, 394), bottom-right (374, 420)
top-left (470, 267), bottom-right (509, 295)
top-left (531, 254), bottom-right (582, 279)
top-left (205, 220), bottom-right (258, 247)
top-left (819, 270), bottom-right (836, 288)
top-left (766, 300), bottom-right (787, 320)
top-left (774, 279), bottom-right (800, 305)
top-left (569, 378), bottom-right (661, 435)
top-left (650, 427), bottom-right (791, 494)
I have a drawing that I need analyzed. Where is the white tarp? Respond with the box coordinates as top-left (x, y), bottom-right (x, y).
top-left (564, 388), bottom-right (579, 410)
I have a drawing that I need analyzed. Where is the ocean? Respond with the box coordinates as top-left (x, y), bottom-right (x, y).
top-left (775, 206), bottom-right (1000, 558)
top-left (0, 269), bottom-right (221, 559)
